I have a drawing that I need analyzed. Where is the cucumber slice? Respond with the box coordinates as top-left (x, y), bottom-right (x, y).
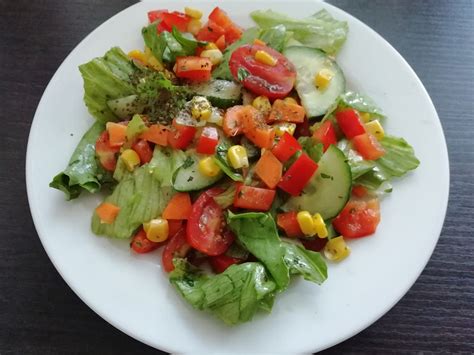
top-left (188, 80), bottom-right (242, 108)
top-left (282, 145), bottom-right (351, 220)
top-left (107, 95), bottom-right (145, 119)
top-left (283, 46), bottom-right (345, 118)
top-left (172, 155), bottom-right (223, 192)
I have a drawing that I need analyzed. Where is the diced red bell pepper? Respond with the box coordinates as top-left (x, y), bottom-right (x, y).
top-left (332, 199), bottom-right (381, 238)
top-left (162, 11), bottom-right (191, 32)
top-left (208, 7), bottom-right (233, 28)
top-left (225, 24), bottom-right (243, 45)
top-left (174, 56), bottom-right (212, 81)
top-left (167, 119), bottom-right (197, 150)
top-left (352, 133), bottom-right (385, 160)
top-left (95, 130), bottom-right (120, 172)
top-left (209, 254), bottom-right (241, 273)
top-left (196, 20), bottom-right (226, 42)
top-left (271, 132), bottom-right (302, 162)
top-left (277, 212), bottom-right (303, 237)
top-left (278, 153), bottom-right (318, 196)
top-left (335, 108), bottom-right (366, 139)
top-left (196, 126), bottom-right (219, 154)
top-left (351, 185), bottom-right (368, 198)
top-left (233, 184), bottom-right (276, 211)
top-left (312, 120), bottom-right (337, 152)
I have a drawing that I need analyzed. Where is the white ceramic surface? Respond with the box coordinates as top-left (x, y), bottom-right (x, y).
top-left (26, 0), bottom-right (449, 353)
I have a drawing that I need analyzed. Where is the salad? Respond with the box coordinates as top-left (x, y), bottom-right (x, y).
top-left (50, 6), bottom-right (420, 325)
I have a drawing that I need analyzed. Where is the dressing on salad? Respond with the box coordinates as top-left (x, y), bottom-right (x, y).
top-left (50, 6), bottom-right (419, 325)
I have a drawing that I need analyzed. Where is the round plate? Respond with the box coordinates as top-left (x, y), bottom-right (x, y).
top-left (26, 0), bottom-right (449, 353)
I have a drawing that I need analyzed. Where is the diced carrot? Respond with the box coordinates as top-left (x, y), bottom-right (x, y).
top-left (253, 38), bottom-right (266, 46)
top-left (255, 150), bottom-right (282, 189)
top-left (242, 106), bottom-right (275, 148)
top-left (267, 99), bottom-right (306, 123)
top-left (106, 122), bottom-right (128, 147)
top-left (162, 193), bottom-right (192, 220)
top-left (215, 35), bottom-right (226, 50)
top-left (95, 202), bottom-right (120, 224)
top-left (139, 124), bottom-right (169, 146)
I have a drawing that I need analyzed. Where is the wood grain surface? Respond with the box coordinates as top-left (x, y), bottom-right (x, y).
top-left (0, 0), bottom-right (472, 353)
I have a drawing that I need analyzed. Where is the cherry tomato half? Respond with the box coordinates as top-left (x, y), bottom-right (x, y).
top-left (186, 188), bottom-right (235, 256)
top-left (229, 44), bottom-right (296, 99)
top-left (162, 227), bottom-right (190, 272)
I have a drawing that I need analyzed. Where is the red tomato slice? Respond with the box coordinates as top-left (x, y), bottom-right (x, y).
top-left (277, 212), bottom-right (303, 237)
top-left (209, 254), bottom-right (241, 273)
top-left (174, 56), bottom-right (212, 81)
top-left (187, 188), bottom-right (235, 256)
top-left (229, 44), bottom-right (296, 99)
top-left (167, 119), bottom-right (197, 150)
top-left (351, 185), bottom-right (368, 198)
top-left (162, 11), bottom-right (190, 32)
top-left (332, 199), bottom-right (381, 238)
top-left (130, 228), bottom-right (165, 254)
top-left (196, 126), bottom-right (219, 154)
top-left (301, 237), bottom-right (328, 252)
top-left (95, 130), bottom-right (120, 172)
top-left (271, 132), bottom-right (302, 162)
top-left (352, 133), bottom-right (385, 160)
top-left (132, 139), bottom-right (153, 164)
top-left (233, 185), bottom-right (276, 211)
top-left (278, 153), bottom-right (318, 196)
top-left (335, 108), bottom-right (366, 139)
top-left (225, 24), bottom-right (243, 45)
top-left (147, 9), bottom-right (167, 23)
top-left (162, 227), bottom-right (190, 272)
top-left (313, 120), bottom-right (337, 152)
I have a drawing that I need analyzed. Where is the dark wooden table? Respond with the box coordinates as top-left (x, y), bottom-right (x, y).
top-left (1, 0), bottom-right (473, 353)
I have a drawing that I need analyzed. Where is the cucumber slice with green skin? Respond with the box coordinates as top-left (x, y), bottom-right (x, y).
top-left (283, 46), bottom-right (345, 118)
top-left (282, 145), bottom-right (352, 220)
top-left (188, 80), bottom-right (242, 108)
top-left (107, 95), bottom-right (145, 119)
top-left (172, 155), bottom-right (223, 192)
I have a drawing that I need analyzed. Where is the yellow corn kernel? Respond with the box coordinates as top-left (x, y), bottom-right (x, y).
top-left (252, 96), bottom-right (272, 116)
top-left (314, 68), bottom-right (334, 90)
top-left (199, 157), bottom-right (221, 177)
top-left (121, 149), bottom-right (140, 171)
top-left (200, 49), bottom-right (223, 66)
top-left (187, 19), bottom-right (202, 36)
top-left (312, 213), bottom-right (328, 238)
top-left (143, 218), bottom-right (169, 242)
top-left (255, 50), bottom-right (277, 66)
top-left (274, 122), bottom-right (296, 136)
top-left (191, 96), bottom-right (212, 121)
top-left (227, 145), bottom-right (249, 169)
top-left (364, 119), bottom-right (385, 140)
top-left (128, 49), bottom-right (147, 63)
top-left (359, 112), bottom-right (371, 123)
top-left (184, 7), bottom-right (203, 19)
top-left (144, 47), bottom-right (164, 71)
top-left (283, 97), bottom-right (298, 105)
top-left (297, 211), bottom-right (318, 236)
top-left (324, 236), bottom-right (350, 262)
top-left (253, 38), bottom-right (266, 46)
top-left (205, 42), bottom-right (218, 50)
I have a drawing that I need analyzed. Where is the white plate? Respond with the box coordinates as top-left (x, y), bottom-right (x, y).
top-left (26, 0), bottom-right (449, 353)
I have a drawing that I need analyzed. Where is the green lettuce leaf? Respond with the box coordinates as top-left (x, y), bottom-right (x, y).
top-left (214, 140), bottom-right (243, 182)
top-left (92, 147), bottom-right (184, 238)
top-left (49, 122), bottom-right (112, 200)
top-left (142, 23), bottom-right (206, 64)
top-left (170, 259), bottom-right (276, 325)
top-left (325, 91), bottom-right (385, 120)
top-left (259, 25), bottom-right (291, 52)
top-left (340, 136), bottom-right (420, 191)
top-left (281, 241), bottom-right (327, 284)
top-left (226, 212), bottom-right (290, 289)
top-left (79, 47), bottom-right (136, 123)
top-left (298, 136), bottom-right (324, 163)
top-left (251, 9), bottom-right (348, 55)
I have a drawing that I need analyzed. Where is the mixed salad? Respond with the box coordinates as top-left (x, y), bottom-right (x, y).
top-left (50, 6), bottom-right (419, 324)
